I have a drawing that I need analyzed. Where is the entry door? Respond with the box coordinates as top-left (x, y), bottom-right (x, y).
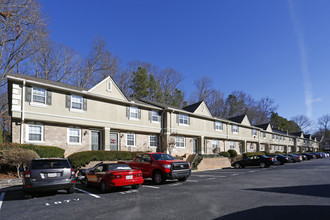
top-left (110, 133), bottom-right (118, 151)
top-left (193, 138), bottom-right (198, 154)
top-left (91, 131), bottom-right (102, 150)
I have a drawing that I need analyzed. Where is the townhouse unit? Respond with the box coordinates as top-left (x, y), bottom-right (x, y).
top-left (7, 74), bottom-right (320, 157)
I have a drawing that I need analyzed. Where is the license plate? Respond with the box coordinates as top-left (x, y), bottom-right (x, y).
top-left (126, 175), bottom-right (133, 180)
top-left (48, 173), bottom-right (57, 178)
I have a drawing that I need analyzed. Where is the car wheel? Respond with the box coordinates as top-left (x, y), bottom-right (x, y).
top-left (84, 177), bottom-right (90, 187)
top-left (153, 171), bottom-right (164, 184)
top-left (234, 163), bottom-right (241, 169)
top-left (67, 185), bottom-right (75, 194)
top-left (131, 184), bottom-right (140, 189)
top-left (178, 177), bottom-right (187, 182)
top-left (100, 180), bottom-right (107, 193)
top-left (259, 162), bottom-right (266, 168)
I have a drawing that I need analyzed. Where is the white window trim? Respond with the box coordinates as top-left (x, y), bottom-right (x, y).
top-left (175, 136), bottom-right (185, 148)
top-left (26, 123), bottom-right (44, 143)
top-left (215, 122), bottom-right (223, 131)
top-left (212, 140), bottom-right (219, 149)
top-left (30, 87), bottom-right (48, 108)
top-left (71, 95), bottom-right (83, 111)
top-left (67, 127), bottom-right (82, 145)
top-left (127, 133), bottom-right (136, 147)
top-left (232, 125), bottom-right (239, 134)
top-left (252, 129), bottom-right (257, 136)
top-left (230, 141), bottom-right (235, 149)
top-left (149, 135), bottom-right (157, 148)
top-left (179, 114), bottom-right (189, 126)
top-left (151, 111), bottom-right (160, 123)
top-left (129, 107), bottom-right (139, 121)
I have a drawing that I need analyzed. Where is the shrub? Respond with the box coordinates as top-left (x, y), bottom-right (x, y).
top-left (227, 149), bottom-right (237, 158)
top-left (243, 152), bottom-right (265, 158)
top-left (68, 151), bottom-right (140, 169)
top-left (0, 143), bottom-right (64, 158)
top-left (0, 148), bottom-right (39, 177)
top-left (262, 151), bottom-right (270, 156)
top-left (219, 151), bottom-right (230, 157)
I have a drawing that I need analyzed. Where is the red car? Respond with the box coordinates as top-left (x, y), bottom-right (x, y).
top-left (84, 163), bottom-right (144, 193)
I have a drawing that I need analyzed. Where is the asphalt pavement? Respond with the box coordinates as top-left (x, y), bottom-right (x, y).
top-left (1, 158), bottom-right (330, 220)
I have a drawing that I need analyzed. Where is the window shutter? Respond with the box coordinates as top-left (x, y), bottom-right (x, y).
top-left (214, 122), bottom-right (216, 130)
top-left (231, 125), bottom-right (234, 132)
top-left (46, 91), bottom-right (52, 105)
top-left (65, 95), bottom-right (71, 108)
top-left (158, 113), bottom-right (161, 122)
top-left (237, 126), bottom-right (239, 133)
top-left (83, 98), bottom-right (87, 111)
top-left (148, 111), bottom-right (152, 121)
top-left (126, 107), bottom-right (130, 118)
top-left (187, 116), bottom-right (190, 125)
top-left (138, 109), bottom-right (141, 119)
top-left (25, 87), bottom-right (32, 102)
top-left (176, 114), bottom-right (179, 124)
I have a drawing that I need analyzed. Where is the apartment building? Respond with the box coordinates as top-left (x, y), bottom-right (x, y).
top-left (7, 74), bottom-right (320, 156)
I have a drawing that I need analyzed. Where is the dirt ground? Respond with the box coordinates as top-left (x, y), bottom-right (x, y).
top-left (0, 172), bottom-right (18, 179)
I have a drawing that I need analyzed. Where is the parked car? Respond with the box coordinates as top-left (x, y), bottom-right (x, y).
top-left (274, 154), bottom-right (290, 165)
top-left (288, 154), bottom-right (302, 162)
top-left (21, 158), bottom-right (76, 199)
top-left (301, 153), bottom-right (316, 160)
top-left (267, 155), bottom-right (281, 165)
top-left (119, 153), bottom-right (191, 184)
top-left (284, 154), bottom-right (300, 163)
top-left (77, 161), bottom-right (103, 185)
top-left (232, 155), bottom-right (273, 168)
top-left (84, 163), bottom-right (144, 193)
top-left (311, 152), bottom-right (325, 158)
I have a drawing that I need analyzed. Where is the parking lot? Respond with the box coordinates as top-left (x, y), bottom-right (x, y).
top-left (1, 158), bottom-right (330, 220)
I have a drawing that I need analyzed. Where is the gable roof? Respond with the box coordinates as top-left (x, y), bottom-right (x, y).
top-left (228, 115), bottom-right (246, 123)
top-left (255, 123), bottom-right (269, 130)
top-left (88, 76), bottom-right (128, 101)
top-left (182, 101), bottom-right (203, 113)
top-left (290, 131), bottom-right (304, 138)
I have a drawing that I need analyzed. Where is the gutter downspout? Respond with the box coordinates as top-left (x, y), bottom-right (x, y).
top-left (20, 80), bottom-right (26, 144)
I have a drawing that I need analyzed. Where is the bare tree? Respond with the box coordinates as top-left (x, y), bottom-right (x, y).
top-left (317, 114), bottom-right (330, 136)
top-left (291, 115), bottom-right (312, 132)
top-left (190, 76), bottom-right (213, 103)
top-left (207, 89), bottom-right (225, 118)
top-left (157, 67), bottom-right (183, 105)
top-left (0, 0), bottom-right (47, 85)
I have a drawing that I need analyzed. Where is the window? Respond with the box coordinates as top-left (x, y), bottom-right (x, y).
top-left (232, 125), bottom-right (239, 133)
top-left (179, 114), bottom-right (189, 125)
top-left (32, 87), bottom-right (46, 104)
top-left (106, 80), bottom-right (112, 91)
top-left (298, 139), bottom-right (300, 143)
top-left (175, 137), bottom-right (185, 148)
top-left (130, 107), bottom-right (139, 120)
top-left (212, 140), bottom-right (219, 149)
top-left (250, 144), bottom-right (254, 150)
top-left (127, 133), bottom-right (135, 146)
top-left (152, 111), bottom-right (160, 122)
top-left (28, 124), bottom-right (43, 142)
top-left (230, 141), bottom-right (235, 149)
top-left (71, 95), bottom-right (83, 110)
top-left (283, 136), bottom-right (286, 141)
top-left (272, 134), bottom-right (275, 140)
top-left (280, 136), bottom-right (282, 141)
top-left (150, 135), bottom-right (157, 148)
top-left (252, 129), bottom-right (257, 136)
top-left (276, 135), bottom-right (278, 140)
top-left (68, 128), bottom-right (81, 144)
top-left (215, 122), bottom-right (223, 131)
top-left (263, 132), bottom-right (266, 138)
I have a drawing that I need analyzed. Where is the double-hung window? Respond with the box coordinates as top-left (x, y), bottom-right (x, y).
top-left (127, 133), bottom-right (135, 146)
top-left (232, 125), bottom-right (239, 133)
top-left (150, 135), bottom-right (157, 148)
top-left (152, 111), bottom-right (160, 122)
top-left (263, 132), bottom-right (266, 138)
top-left (272, 134), bottom-right (275, 140)
top-left (230, 141), bottom-right (235, 149)
top-left (252, 129), bottom-right (257, 136)
top-left (32, 88), bottom-right (46, 104)
top-left (175, 137), bottom-right (185, 148)
top-left (179, 114), bottom-right (189, 125)
top-left (130, 107), bottom-right (139, 120)
top-left (68, 128), bottom-right (81, 144)
top-left (71, 95), bottom-right (83, 110)
top-left (215, 122), bottom-right (222, 131)
top-left (28, 124), bottom-right (43, 142)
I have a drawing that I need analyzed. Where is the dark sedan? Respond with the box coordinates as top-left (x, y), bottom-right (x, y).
top-left (301, 153), bottom-right (316, 160)
top-left (232, 155), bottom-right (272, 168)
top-left (274, 154), bottom-right (290, 165)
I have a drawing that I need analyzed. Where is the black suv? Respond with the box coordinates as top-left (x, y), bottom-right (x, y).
top-left (22, 158), bottom-right (76, 199)
top-left (232, 155), bottom-right (273, 168)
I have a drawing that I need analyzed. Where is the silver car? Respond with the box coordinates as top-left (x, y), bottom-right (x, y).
top-left (22, 158), bottom-right (76, 199)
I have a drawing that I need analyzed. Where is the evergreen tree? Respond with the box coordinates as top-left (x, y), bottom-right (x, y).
top-left (130, 67), bottom-right (150, 99)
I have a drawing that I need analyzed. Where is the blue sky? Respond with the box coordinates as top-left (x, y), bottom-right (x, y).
top-left (40, 0), bottom-right (330, 124)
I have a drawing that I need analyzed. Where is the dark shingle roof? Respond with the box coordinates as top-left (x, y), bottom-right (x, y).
top-left (290, 131), bottom-right (303, 137)
top-left (228, 115), bottom-right (246, 123)
top-left (7, 74), bottom-right (87, 91)
top-left (255, 123), bottom-right (269, 130)
top-left (182, 101), bottom-right (203, 113)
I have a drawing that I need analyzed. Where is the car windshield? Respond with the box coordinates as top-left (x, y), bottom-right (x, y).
top-left (31, 160), bottom-right (70, 169)
top-left (259, 155), bottom-right (267, 158)
top-left (151, 154), bottom-right (174, 161)
top-left (104, 164), bottom-right (131, 171)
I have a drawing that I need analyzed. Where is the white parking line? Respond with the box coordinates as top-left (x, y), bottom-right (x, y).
top-left (187, 180), bottom-right (199, 182)
top-left (208, 178), bottom-right (216, 180)
top-left (231, 174), bottom-right (239, 176)
top-left (169, 183), bottom-right (182, 186)
top-left (249, 171), bottom-right (256, 173)
top-left (75, 188), bottom-right (100, 198)
top-left (0, 192), bottom-right (5, 211)
top-left (142, 185), bottom-right (160, 189)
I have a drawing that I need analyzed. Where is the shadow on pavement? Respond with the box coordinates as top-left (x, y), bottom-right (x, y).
top-left (246, 184), bottom-right (330, 198)
top-left (215, 205), bottom-right (330, 220)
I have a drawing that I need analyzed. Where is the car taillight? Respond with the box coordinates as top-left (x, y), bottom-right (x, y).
top-left (24, 171), bottom-right (31, 178)
top-left (71, 168), bottom-right (75, 176)
top-left (110, 174), bottom-right (122, 179)
top-left (136, 173), bottom-right (142, 177)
